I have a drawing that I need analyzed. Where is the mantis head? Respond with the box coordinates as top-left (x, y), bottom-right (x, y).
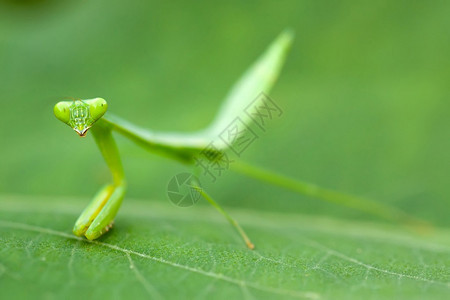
top-left (54, 98), bottom-right (108, 137)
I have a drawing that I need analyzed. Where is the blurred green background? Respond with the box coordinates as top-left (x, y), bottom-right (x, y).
top-left (0, 0), bottom-right (449, 227)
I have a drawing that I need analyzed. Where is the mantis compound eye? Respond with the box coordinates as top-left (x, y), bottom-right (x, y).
top-left (88, 98), bottom-right (108, 121)
top-left (53, 98), bottom-right (108, 137)
top-left (53, 101), bottom-right (71, 124)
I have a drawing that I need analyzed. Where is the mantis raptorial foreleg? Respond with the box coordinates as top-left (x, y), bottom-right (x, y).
top-left (73, 120), bottom-right (127, 240)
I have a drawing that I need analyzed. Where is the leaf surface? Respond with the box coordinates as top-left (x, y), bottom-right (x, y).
top-left (0, 196), bottom-right (448, 299)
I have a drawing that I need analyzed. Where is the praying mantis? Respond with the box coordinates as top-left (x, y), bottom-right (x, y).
top-left (53, 30), bottom-right (426, 249)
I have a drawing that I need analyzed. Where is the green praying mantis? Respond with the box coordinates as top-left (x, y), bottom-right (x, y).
top-left (53, 30), bottom-right (427, 249)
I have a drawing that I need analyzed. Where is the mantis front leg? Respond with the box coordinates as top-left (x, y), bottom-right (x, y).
top-left (73, 121), bottom-right (127, 240)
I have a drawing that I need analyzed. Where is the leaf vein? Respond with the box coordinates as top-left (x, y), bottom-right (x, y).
top-left (0, 220), bottom-right (320, 300)
top-left (303, 238), bottom-right (449, 287)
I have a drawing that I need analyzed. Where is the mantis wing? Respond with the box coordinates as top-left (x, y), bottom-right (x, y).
top-left (205, 29), bottom-right (293, 140)
top-left (102, 29), bottom-right (293, 163)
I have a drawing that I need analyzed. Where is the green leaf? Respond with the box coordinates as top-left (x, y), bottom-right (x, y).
top-left (1, 195), bottom-right (448, 299)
